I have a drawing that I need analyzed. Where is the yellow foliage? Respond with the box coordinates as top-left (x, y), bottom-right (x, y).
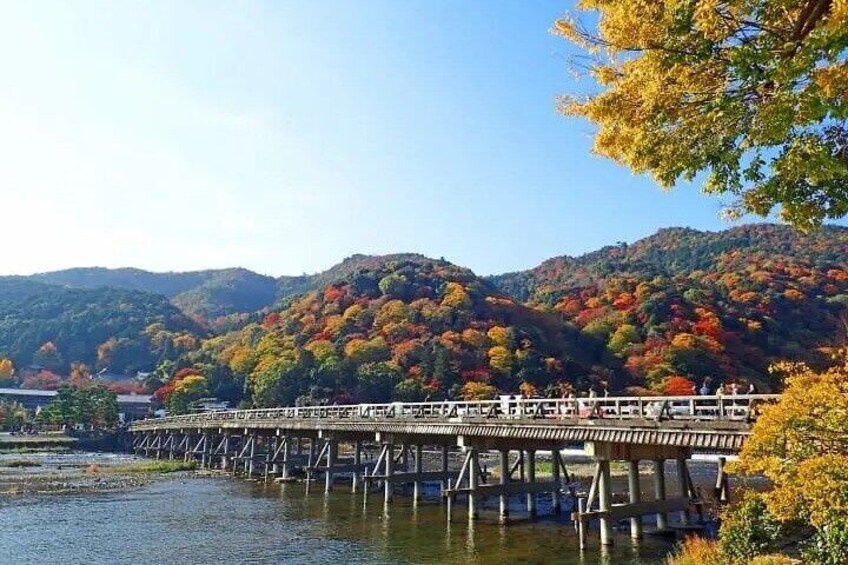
top-left (441, 282), bottom-right (472, 309)
top-left (486, 326), bottom-right (512, 347)
top-left (342, 304), bottom-right (364, 321)
top-left (374, 300), bottom-right (409, 328)
top-left (305, 340), bottom-right (336, 364)
top-left (0, 358), bottom-right (14, 379)
top-left (488, 345), bottom-right (514, 374)
top-left (671, 333), bottom-right (698, 349)
top-left (734, 357), bottom-right (848, 528)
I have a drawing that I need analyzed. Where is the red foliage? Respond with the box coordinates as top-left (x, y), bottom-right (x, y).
top-left (21, 370), bottom-right (64, 390)
top-left (324, 286), bottom-right (346, 302)
top-left (663, 376), bottom-right (696, 396)
top-left (262, 312), bottom-right (280, 329)
top-left (461, 368), bottom-right (491, 383)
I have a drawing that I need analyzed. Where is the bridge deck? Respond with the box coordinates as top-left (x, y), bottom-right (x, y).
top-left (130, 395), bottom-right (777, 452)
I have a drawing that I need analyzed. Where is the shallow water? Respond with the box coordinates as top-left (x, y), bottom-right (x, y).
top-left (0, 452), bottom-right (681, 565)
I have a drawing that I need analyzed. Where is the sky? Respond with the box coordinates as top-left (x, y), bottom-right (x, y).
top-left (0, 1), bottom-right (831, 278)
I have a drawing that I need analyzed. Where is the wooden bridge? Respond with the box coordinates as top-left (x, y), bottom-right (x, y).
top-left (128, 394), bottom-right (778, 547)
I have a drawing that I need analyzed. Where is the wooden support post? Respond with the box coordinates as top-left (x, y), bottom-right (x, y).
top-left (628, 460), bottom-right (643, 539)
top-left (676, 458), bottom-right (691, 526)
top-left (352, 440), bottom-right (362, 493)
top-left (440, 445), bottom-right (449, 493)
top-left (526, 449), bottom-right (537, 517)
top-left (221, 434), bottom-right (230, 471)
top-left (598, 460), bottom-right (613, 546)
top-left (413, 444), bottom-right (423, 502)
top-left (552, 448), bottom-right (562, 514)
top-left (384, 443), bottom-right (394, 503)
top-left (577, 497), bottom-right (587, 550)
top-left (325, 439), bottom-right (336, 493)
top-left (264, 436), bottom-right (275, 482)
top-left (715, 456), bottom-right (729, 503)
top-left (248, 433), bottom-right (257, 477)
top-left (308, 438), bottom-right (317, 481)
top-left (653, 459), bottom-right (668, 530)
top-left (468, 448), bottom-right (479, 520)
top-left (499, 449), bottom-right (509, 523)
top-left (518, 450), bottom-right (525, 482)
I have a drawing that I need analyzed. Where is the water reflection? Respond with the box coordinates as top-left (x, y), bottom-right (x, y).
top-left (0, 452), bottom-right (681, 565)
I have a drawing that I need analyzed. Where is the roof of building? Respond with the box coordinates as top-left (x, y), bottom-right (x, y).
top-left (0, 388), bottom-right (151, 404)
top-left (0, 387), bottom-right (56, 397)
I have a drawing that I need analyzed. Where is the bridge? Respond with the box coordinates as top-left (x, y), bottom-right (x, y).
top-left (129, 394), bottom-right (779, 547)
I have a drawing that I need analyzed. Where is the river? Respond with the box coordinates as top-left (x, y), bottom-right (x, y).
top-left (0, 452), bottom-right (680, 565)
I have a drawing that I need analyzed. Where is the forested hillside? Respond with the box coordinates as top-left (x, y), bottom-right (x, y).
top-left (9, 224), bottom-right (848, 403)
top-left (489, 225), bottom-right (848, 391)
top-left (190, 257), bottom-right (601, 407)
top-left (0, 279), bottom-right (204, 376)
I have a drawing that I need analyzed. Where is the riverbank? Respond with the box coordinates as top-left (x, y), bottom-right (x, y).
top-left (0, 432), bottom-right (77, 451)
top-left (0, 450), bottom-right (200, 496)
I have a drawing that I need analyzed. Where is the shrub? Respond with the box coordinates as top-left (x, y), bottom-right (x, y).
top-left (666, 536), bottom-right (725, 565)
top-left (801, 517), bottom-right (848, 565)
top-left (719, 494), bottom-right (783, 564)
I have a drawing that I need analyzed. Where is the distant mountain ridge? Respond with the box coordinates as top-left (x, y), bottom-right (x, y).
top-left (29, 253), bottom-right (442, 319)
top-left (3, 223), bottom-right (847, 394)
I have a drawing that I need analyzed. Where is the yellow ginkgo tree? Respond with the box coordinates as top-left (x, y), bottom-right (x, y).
top-left (555, 1), bottom-right (848, 229)
top-left (732, 355), bottom-right (848, 562)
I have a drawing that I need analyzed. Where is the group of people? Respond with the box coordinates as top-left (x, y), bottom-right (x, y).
top-left (694, 378), bottom-right (758, 397)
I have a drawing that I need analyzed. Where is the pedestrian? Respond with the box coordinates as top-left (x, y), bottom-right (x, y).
top-left (699, 379), bottom-right (711, 397)
top-left (747, 382), bottom-right (757, 395)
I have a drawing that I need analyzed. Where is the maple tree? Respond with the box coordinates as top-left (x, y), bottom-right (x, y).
top-left (555, 1), bottom-right (848, 228)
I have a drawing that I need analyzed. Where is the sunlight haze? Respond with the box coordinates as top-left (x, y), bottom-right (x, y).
top-left (1, 1), bottom-right (776, 276)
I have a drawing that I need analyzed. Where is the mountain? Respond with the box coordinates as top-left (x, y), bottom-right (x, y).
top-left (197, 256), bottom-right (601, 406)
top-left (488, 225), bottom-right (848, 303)
top-left (31, 267), bottom-right (278, 320)
top-left (13, 224), bottom-right (848, 402)
top-left (30, 255), bottom-right (434, 320)
top-left (488, 224), bottom-right (848, 391)
top-left (0, 278), bottom-right (204, 376)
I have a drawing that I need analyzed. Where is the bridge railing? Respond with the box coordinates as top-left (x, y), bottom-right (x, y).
top-left (131, 394), bottom-right (781, 429)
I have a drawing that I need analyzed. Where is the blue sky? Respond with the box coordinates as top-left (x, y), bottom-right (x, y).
top-left (0, 1), bottom-right (814, 277)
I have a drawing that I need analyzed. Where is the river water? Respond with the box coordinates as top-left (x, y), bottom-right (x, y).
top-left (0, 452), bottom-right (681, 565)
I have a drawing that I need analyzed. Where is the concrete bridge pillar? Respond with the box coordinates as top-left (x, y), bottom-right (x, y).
top-left (351, 440), bottom-right (363, 493)
top-left (440, 445), bottom-right (450, 493)
top-left (628, 460), bottom-right (643, 539)
top-left (468, 447), bottom-right (480, 520)
top-left (307, 438), bottom-right (317, 481)
top-left (525, 449), bottom-right (536, 517)
top-left (715, 456), bottom-right (730, 503)
top-left (384, 443), bottom-right (394, 503)
top-left (598, 459), bottom-right (613, 546)
top-left (676, 458), bottom-right (691, 526)
top-left (325, 439), bottom-right (337, 493)
top-left (413, 444), bottom-right (423, 503)
top-left (653, 459), bottom-right (668, 530)
top-left (551, 449), bottom-right (562, 515)
top-left (499, 449), bottom-right (509, 524)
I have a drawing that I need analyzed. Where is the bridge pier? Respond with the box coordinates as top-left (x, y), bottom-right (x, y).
top-left (628, 460), bottom-right (643, 539)
top-left (676, 457), bottom-right (691, 526)
top-left (498, 450), bottom-right (509, 523)
top-left (525, 449), bottom-right (536, 517)
top-left (653, 459), bottom-right (668, 531)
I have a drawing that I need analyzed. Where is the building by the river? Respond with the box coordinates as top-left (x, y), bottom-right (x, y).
top-left (0, 387), bottom-right (153, 422)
